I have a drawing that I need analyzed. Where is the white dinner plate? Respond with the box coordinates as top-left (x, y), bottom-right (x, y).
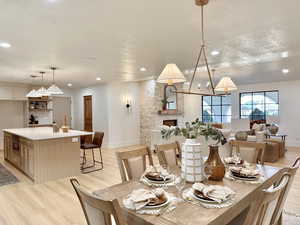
top-left (144, 176), bottom-right (173, 184)
top-left (229, 172), bottom-right (259, 181)
top-left (192, 191), bottom-right (229, 204)
top-left (144, 196), bottom-right (170, 209)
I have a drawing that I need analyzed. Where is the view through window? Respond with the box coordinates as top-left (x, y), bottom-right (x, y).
top-left (240, 91), bottom-right (279, 120)
top-left (202, 95), bottom-right (231, 123)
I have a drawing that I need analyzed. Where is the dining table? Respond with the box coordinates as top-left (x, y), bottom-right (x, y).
top-left (93, 165), bottom-right (285, 225)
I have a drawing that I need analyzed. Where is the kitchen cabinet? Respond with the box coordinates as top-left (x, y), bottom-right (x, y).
top-left (4, 134), bottom-right (35, 180)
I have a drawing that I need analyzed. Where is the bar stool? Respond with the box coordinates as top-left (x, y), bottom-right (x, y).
top-left (80, 131), bottom-right (104, 173)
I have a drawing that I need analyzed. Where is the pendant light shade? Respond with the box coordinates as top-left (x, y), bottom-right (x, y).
top-left (157, 63), bottom-right (186, 85)
top-left (26, 89), bottom-right (39, 98)
top-left (26, 75), bottom-right (41, 98)
top-left (36, 86), bottom-right (51, 97)
top-left (35, 71), bottom-right (51, 97)
top-left (47, 67), bottom-right (64, 95)
top-left (47, 84), bottom-right (64, 95)
top-left (215, 77), bottom-right (237, 92)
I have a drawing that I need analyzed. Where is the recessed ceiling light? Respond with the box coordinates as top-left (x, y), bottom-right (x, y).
top-left (211, 50), bottom-right (220, 56)
top-left (206, 81), bottom-right (210, 87)
top-left (140, 67), bottom-right (147, 72)
top-left (197, 83), bottom-right (201, 89)
top-left (184, 70), bottom-right (189, 75)
top-left (281, 51), bottom-right (289, 58)
top-left (96, 77), bottom-right (101, 81)
top-left (0, 42), bottom-right (11, 48)
top-left (282, 69), bottom-right (289, 74)
top-left (67, 83), bottom-right (72, 87)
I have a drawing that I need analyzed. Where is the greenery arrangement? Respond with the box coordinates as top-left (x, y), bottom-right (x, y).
top-left (161, 118), bottom-right (227, 145)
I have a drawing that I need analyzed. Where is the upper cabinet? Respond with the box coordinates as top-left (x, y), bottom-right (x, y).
top-left (0, 85), bottom-right (29, 100)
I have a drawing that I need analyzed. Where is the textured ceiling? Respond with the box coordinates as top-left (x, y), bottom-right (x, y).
top-left (0, 0), bottom-right (299, 88)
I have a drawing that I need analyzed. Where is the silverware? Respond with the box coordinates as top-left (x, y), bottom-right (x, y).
top-left (156, 203), bottom-right (175, 216)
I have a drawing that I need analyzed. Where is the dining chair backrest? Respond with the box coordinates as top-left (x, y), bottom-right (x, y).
top-left (70, 178), bottom-right (126, 225)
top-left (93, 132), bottom-right (104, 148)
top-left (230, 140), bottom-right (266, 164)
top-left (270, 157), bottom-right (300, 225)
top-left (116, 146), bottom-right (153, 182)
top-left (155, 142), bottom-right (181, 167)
top-left (252, 173), bottom-right (290, 225)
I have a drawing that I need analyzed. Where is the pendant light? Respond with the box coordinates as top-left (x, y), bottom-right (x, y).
top-left (36, 71), bottom-right (50, 97)
top-left (157, 64), bottom-right (186, 85)
top-left (26, 75), bottom-right (39, 98)
top-left (47, 67), bottom-right (64, 95)
top-left (157, 0), bottom-right (237, 96)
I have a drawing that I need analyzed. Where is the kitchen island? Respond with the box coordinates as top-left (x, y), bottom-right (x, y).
top-left (3, 127), bottom-right (92, 183)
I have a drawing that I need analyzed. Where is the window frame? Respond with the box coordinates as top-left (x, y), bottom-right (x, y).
top-left (239, 90), bottom-right (279, 120)
top-left (201, 95), bottom-right (231, 123)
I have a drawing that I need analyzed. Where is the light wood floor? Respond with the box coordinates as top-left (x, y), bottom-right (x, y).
top-left (0, 146), bottom-right (299, 225)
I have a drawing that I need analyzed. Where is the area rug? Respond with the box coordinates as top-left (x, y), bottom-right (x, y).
top-left (283, 211), bottom-right (300, 225)
top-left (0, 163), bottom-right (19, 187)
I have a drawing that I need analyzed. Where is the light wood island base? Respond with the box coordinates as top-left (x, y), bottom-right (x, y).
top-left (3, 128), bottom-right (92, 183)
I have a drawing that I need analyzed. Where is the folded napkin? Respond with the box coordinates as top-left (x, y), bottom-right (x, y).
top-left (123, 188), bottom-right (166, 210)
top-left (192, 183), bottom-right (235, 203)
top-left (230, 166), bottom-right (260, 177)
top-left (143, 165), bottom-right (171, 179)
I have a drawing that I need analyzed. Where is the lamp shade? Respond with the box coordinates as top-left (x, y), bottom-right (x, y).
top-left (215, 76), bottom-right (237, 92)
top-left (36, 86), bottom-right (51, 97)
top-left (26, 89), bottom-right (38, 98)
top-left (157, 64), bottom-right (186, 85)
top-left (47, 84), bottom-right (64, 95)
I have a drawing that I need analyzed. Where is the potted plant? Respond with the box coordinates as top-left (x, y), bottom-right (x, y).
top-left (161, 99), bottom-right (168, 111)
top-left (161, 118), bottom-right (227, 181)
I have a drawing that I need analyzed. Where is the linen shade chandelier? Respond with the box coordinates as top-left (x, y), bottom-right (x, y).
top-left (156, 0), bottom-right (237, 96)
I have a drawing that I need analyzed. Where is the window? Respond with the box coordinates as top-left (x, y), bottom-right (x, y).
top-left (240, 91), bottom-right (279, 120)
top-left (202, 95), bottom-right (231, 123)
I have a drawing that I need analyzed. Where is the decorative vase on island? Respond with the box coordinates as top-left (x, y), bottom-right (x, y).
top-left (268, 123), bottom-right (279, 135)
top-left (204, 145), bottom-right (225, 181)
top-left (181, 139), bottom-right (205, 182)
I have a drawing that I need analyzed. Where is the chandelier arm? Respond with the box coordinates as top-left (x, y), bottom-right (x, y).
top-left (202, 47), bottom-right (215, 95)
top-left (176, 90), bottom-right (228, 96)
top-left (189, 45), bottom-right (204, 92)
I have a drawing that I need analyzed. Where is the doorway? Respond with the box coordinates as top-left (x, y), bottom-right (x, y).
top-left (84, 95), bottom-right (93, 132)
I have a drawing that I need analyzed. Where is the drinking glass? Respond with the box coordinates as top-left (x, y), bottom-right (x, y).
top-left (175, 176), bottom-right (186, 197)
top-left (161, 164), bottom-right (170, 189)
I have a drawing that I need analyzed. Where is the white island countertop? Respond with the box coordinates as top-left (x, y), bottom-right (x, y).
top-left (3, 127), bottom-right (93, 141)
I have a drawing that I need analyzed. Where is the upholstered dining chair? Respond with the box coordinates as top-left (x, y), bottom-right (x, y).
top-left (248, 173), bottom-right (290, 225)
top-left (155, 142), bottom-right (181, 167)
top-left (116, 146), bottom-right (153, 182)
top-left (70, 178), bottom-right (126, 225)
top-left (230, 140), bottom-right (266, 165)
top-left (270, 157), bottom-right (300, 225)
top-left (81, 132), bottom-right (104, 173)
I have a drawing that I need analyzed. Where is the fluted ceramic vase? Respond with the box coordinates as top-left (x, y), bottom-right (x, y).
top-left (204, 145), bottom-right (225, 181)
top-left (181, 139), bottom-right (205, 182)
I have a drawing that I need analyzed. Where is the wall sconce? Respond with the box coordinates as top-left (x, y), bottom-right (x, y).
top-left (123, 96), bottom-right (132, 112)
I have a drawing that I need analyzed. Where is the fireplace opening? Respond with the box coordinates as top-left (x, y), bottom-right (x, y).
top-left (163, 119), bottom-right (177, 127)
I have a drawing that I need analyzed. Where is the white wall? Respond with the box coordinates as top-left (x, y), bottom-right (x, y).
top-left (72, 82), bottom-right (140, 148)
top-left (185, 80), bottom-right (300, 147)
top-left (72, 84), bottom-right (109, 147)
top-left (107, 82), bottom-right (140, 148)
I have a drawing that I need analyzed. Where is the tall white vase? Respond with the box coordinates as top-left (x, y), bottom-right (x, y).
top-left (181, 138), bottom-right (205, 182)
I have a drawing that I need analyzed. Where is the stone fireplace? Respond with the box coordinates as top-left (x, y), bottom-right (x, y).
top-left (163, 119), bottom-right (178, 127)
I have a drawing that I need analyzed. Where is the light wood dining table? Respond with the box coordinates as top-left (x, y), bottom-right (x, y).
top-left (94, 165), bottom-right (285, 225)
